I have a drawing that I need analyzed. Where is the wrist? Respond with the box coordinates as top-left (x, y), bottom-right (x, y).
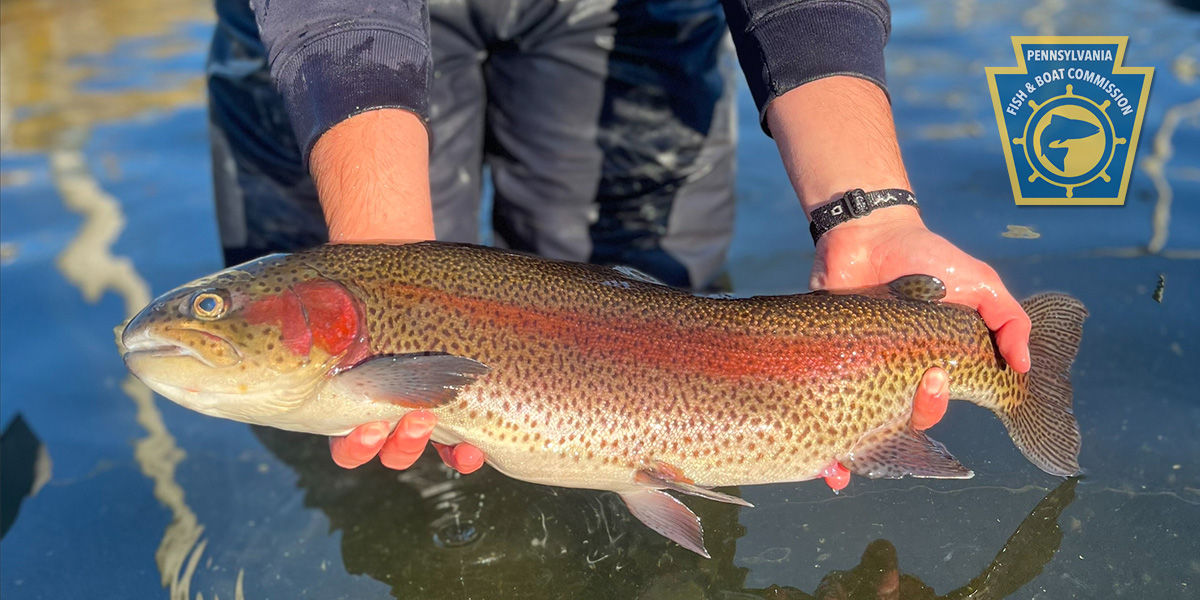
top-left (808, 188), bottom-right (922, 244)
top-left (801, 177), bottom-right (912, 217)
top-left (818, 204), bottom-right (925, 246)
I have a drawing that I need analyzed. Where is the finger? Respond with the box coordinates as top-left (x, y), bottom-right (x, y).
top-left (809, 260), bottom-right (828, 291)
top-left (451, 444), bottom-right (485, 474)
top-left (911, 367), bottom-right (949, 430)
top-left (821, 461), bottom-right (851, 492)
top-left (329, 421), bottom-right (391, 469)
top-left (378, 411), bottom-right (437, 470)
top-left (432, 442), bottom-right (486, 474)
top-left (432, 442), bottom-right (455, 467)
top-left (994, 315), bottom-right (1032, 374)
top-left (976, 290), bottom-right (1032, 373)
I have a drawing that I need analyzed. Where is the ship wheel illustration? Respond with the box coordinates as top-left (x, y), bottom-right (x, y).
top-left (1012, 84), bottom-right (1125, 198)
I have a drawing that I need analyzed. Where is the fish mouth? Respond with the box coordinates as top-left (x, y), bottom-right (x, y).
top-left (121, 328), bottom-right (240, 368)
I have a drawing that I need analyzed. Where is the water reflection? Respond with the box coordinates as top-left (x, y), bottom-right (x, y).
top-left (0, 0), bottom-right (209, 152)
top-left (255, 426), bottom-right (1077, 599)
top-left (770, 480), bottom-right (1078, 600)
top-left (0, 415), bottom-right (52, 539)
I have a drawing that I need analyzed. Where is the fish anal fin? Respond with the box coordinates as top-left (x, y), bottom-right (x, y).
top-left (815, 274), bottom-right (946, 302)
top-left (635, 461), bottom-right (753, 507)
top-left (619, 490), bottom-right (710, 558)
top-left (846, 422), bottom-right (973, 479)
top-left (329, 353), bottom-right (490, 408)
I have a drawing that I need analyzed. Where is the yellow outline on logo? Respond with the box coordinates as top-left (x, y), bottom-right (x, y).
top-left (985, 36), bottom-right (1153, 205)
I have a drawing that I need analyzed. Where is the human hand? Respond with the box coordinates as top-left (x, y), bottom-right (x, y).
top-left (810, 205), bottom-right (1022, 493)
top-left (821, 366), bottom-right (949, 492)
top-left (810, 205), bottom-right (1032, 373)
top-left (765, 80), bottom-right (1029, 370)
top-left (329, 411), bottom-right (485, 474)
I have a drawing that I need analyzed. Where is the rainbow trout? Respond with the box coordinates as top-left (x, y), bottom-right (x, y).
top-left (119, 242), bottom-right (1086, 556)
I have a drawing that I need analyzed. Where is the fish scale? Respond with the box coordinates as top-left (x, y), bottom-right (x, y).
top-left (120, 241), bottom-right (1086, 556)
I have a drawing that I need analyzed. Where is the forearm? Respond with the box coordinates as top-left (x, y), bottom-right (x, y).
top-left (766, 76), bottom-right (914, 219)
top-left (309, 109), bottom-right (434, 242)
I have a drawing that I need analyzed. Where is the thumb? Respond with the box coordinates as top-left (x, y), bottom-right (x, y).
top-left (809, 262), bottom-right (828, 291)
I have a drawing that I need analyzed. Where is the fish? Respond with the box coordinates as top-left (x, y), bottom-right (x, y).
top-left (119, 241), bottom-right (1087, 557)
top-left (1039, 113), bottom-right (1102, 171)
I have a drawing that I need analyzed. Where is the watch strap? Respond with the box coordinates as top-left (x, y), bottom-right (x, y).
top-left (809, 188), bottom-right (918, 244)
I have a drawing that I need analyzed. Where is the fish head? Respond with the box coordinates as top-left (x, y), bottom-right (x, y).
top-left (119, 253), bottom-right (369, 423)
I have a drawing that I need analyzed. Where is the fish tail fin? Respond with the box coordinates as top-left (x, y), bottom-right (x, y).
top-left (997, 293), bottom-right (1087, 476)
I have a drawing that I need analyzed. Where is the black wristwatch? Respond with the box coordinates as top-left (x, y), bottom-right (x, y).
top-left (808, 188), bottom-right (919, 244)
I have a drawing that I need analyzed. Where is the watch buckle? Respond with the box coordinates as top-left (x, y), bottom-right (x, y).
top-left (843, 189), bottom-right (870, 217)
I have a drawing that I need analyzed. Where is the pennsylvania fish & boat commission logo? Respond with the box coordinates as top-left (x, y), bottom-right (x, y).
top-left (986, 36), bottom-right (1153, 205)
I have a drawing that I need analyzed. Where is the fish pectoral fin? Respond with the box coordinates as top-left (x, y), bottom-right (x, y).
top-left (619, 490), bottom-right (710, 558)
top-left (635, 463), bottom-right (753, 507)
top-left (845, 422), bottom-right (974, 479)
top-left (814, 274), bottom-right (946, 302)
top-left (329, 353), bottom-right (490, 408)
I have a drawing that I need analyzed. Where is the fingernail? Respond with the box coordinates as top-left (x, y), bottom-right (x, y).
top-left (359, 424), bottom-right (386, 446)
top-left (405, 411), bottom-right (436, 432)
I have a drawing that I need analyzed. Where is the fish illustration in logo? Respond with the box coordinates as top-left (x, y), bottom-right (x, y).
top-left (1038, 113), bottom-right (1102, 171)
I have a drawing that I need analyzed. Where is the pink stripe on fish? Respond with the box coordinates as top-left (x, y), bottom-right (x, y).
top-left (404, 286), bottom-right (897, 381)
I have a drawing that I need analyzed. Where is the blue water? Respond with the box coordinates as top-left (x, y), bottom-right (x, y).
top-left (2, 0), bottom-right (1198, 598)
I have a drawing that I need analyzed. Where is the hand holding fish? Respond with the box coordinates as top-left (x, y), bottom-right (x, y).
top-left (329, 411), bottom-right (485, 474)
top-left (811, 205), bottom-right (1033, 374)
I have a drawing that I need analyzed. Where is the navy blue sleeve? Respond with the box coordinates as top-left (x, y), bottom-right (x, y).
top-left (720, 0), bottom-right (892, 134)
top-left (250, 0), bottom-right (431, 166)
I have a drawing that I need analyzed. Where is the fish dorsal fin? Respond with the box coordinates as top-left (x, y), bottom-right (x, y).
top-left (635, 461), bottom-right (753, 507)
top-left (845, 422), bottom-right (974, 479)
top-left (610, 265), bottom-right (667, 285)
top-left (816, 274), bottom-right (946, 302)
top-left (619, 490), bottom-right (710, 558)
top-left (886, 274), bottom-right (946, 302)
top-left (329, 353), bottom-right (490, 408)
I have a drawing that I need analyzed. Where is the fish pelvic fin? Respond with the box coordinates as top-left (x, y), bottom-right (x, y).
top-left (619, 490), bottom-right (710, 558)
top-left (329, 353), bottom-right (490, 408)
top-left (635, 462), bottom-right (753, 507)
top-left (845, 421), bottom-right (974, 479)
top-left (999, 294), bottom-right (1087, 476)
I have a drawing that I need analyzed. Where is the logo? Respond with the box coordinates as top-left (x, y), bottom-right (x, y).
top-left (986, 37), bottom-right (1153, 205)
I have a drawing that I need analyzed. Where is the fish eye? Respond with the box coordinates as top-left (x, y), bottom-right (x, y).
top-left (191, 292), bottom-right (227, 320)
